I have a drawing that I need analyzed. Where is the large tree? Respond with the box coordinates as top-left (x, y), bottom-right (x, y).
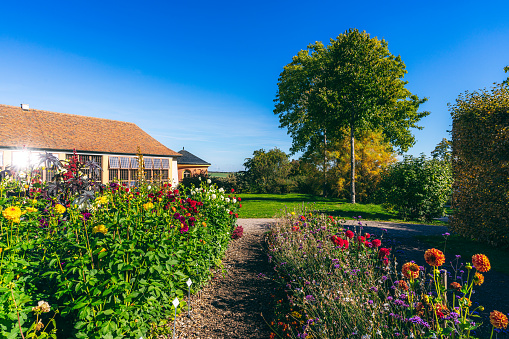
top-left (274, 28), bottom-right (429, 203)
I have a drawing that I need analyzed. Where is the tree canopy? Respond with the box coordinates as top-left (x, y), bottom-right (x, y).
top-left (274, 28), bottom-right (429, 202)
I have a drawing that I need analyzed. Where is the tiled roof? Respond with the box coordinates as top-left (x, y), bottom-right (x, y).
top-left (177, 149), bottom-right (211, 166)
top-left (0, 104), bottom-right (180, 157)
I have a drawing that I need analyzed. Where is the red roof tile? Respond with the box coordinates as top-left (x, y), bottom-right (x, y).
top-left (0, 104), bottom-right (180, 157)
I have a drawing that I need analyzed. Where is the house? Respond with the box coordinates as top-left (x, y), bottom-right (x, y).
top-left (0, 104), bottom-right (181, 186)
top-left (177, 148), bottom-right (211, 181)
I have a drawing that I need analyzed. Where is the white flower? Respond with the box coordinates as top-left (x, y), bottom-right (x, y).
top-left (207, 179), bottom-right (211, 184)
top-left (225, 198), bottom-right (230, 203)
top-left (221, 196), bottom-right (224, 201)
top-left (233, 199), bottom-right (237, 203)
top-left (218, 188), bottom-right (224, 193)
top-left (148, 185), bottom-right (152, 190)
top-left (211, 194), bottom-right (216, 200)
top-left (191, 191), bottom-right (196, 195)
top-left (195, 187), bottom-right (200, 192)
top-left (199, 177), bottom-right (202, 181)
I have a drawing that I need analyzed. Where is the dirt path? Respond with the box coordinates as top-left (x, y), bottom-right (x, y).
top-left (170, 218), bottom-right (509, 338)
top-left (171, 219), bottom-right (276, 338)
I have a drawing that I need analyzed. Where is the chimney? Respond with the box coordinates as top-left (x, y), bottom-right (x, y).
top-left (21, 104), bottom-right (29, 111)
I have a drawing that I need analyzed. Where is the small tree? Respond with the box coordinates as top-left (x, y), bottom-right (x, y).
top-left (243, 148), bottom-right (295, 194)
top-left (376, 155), bottom-right (452, 220)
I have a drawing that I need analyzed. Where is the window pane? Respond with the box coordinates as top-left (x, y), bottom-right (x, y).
top-left (184, 170), bottom-right (191, 178)
top-left (120, 169), bottom-right (129, 181)
top-left (162, 158), bottom-right (169, 169)
top-left (153, 158), bottom-right (161, 169)
top-left (120, 157), bottom-right (130, 169)
top-left (144, 169), bottom-right (152, 180)
top-left (144, 158), bottom-right (153, 169)
top-left (109, 157), bottom-right (119, 169)
top-left (91, 155), bottom-right (102, 166)
top-left (109, 169), bottom-right (119, 181)
top-left (162, 169), bottom-right (169, 179)
top-left (130, 157), bottom-right (138, 169)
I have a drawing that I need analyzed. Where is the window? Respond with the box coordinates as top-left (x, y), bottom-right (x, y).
top-left (0, 152), bottom-right (3, 167)
top-left (162, 158), bottom-right (169, 169)
top-left (144, 158), bottom-right (153, 169)
top-left (120, 169), bottom-right (129, 181)
top-left (162, 169), bottom-right (169, 180)
top-left (109, 157), bottom-right (120, 169)
top-left (131, 157), bottom-right (139, 169)
top-left (183, 170), bottom-right (191, 179)
top-left (153, 158), bottom-right (161, 169)
top-left (120, 157), bottom-right (130, 169)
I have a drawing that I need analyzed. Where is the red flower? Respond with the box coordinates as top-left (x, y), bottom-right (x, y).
top-left (292, 226), bottom-right (300, 231)
top-left (235, 213), bottom-right (238, 218)
top-left (357, 236), bottom-right (365, 242)
top-left (331, 235), bottom-right (342, 246)
top-left (379, 248), bottom-right (391, 258)
top-left (365, 233), bottom-right (371, 239)
top-left (229, 211), bottom-right (233, 215)
top-left (371, 239), bottom-right (382, 248)
top-left (345, 230), bottom-right (354, 239)
top-left (231, 188), bottom-right (235, 193)
top-left (238, 197), bottom-right (242, 201)
top-left (364, 241), bottom-right (372, 248)
top-left (239, 204), bottom-right (242, 208)
top-left (382, 257), bottom-right (390, 265)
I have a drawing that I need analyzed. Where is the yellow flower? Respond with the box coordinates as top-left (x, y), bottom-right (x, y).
top-left (473, 272), bottom-right (484, 286)
top-left (202, 222), bottom-right (207, 227)
top-left (3, 206), bottom-right (22, 221)
top-left (25, 207), bottom-right (37, 213)
top-left (32, 199), bottom-right (37, 205)
top-left (143, 202), bottom-right (154, 211)
top-left (99, 248), bottom-right (107, 253)
top-left (92, 224), bottom-right (108, 234)
top-left (95, 196), bottom-right (109, 205)
top-left (291, 212), bottom-right (295, 215)
top-left (54, 204), bottom-right (66, 214)
top-left (459, 297), bottom-right (472, 307)
top-left (472, 254), bottom-right (491, 272)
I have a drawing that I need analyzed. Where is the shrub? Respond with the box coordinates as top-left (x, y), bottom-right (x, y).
top-left (376, 155), bottom-right (452, 220)
top-left (450, 83), bottom-right (509, 246)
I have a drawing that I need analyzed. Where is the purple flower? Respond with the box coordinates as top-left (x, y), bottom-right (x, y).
top-left (305, 295), bottom-right (315, 301)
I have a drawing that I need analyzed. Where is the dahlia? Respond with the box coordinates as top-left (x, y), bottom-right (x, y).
top-left (473, 272), bottom-right (484, 286)
top-left (3, 206), bottom-right (22, 221)
top-left (472, 254), bottom-right (491, 272)
top-left (402, 262), bottom-right (420, 279)
top-left (490, 310), bottom-right (509, 329)
top-left (424, 248), bottom-right (446, 267)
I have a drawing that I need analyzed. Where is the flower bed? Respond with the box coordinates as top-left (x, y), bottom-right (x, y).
top-left (265, 212), bottom-right (507, 338)
top-left (0, 156), bottom-right (240, 338)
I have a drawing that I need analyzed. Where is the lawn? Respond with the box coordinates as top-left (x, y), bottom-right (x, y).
top-left (208, 171), bottom-right (230, 178)
top-left (236, 193), bottom-right (447, 224)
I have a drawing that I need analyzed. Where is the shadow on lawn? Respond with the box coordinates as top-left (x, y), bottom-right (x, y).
top-left (239, 195), bottom-right (346, 203)
top-left (318, 209), bottom-right (397, 222)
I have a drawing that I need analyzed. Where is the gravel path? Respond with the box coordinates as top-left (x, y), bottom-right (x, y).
top-left (169, 218), bottom-right (509, 338)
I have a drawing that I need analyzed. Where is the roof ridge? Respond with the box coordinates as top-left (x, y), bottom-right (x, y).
top-left (0, 104), bottom-right (136, 126)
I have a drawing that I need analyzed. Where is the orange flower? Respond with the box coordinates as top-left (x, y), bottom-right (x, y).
top-left (473, 272), bottom-right (484, 286)
top-left (450, 282), bottom-right (462, 291)
top-left (402, 262), bottom-right (420, 279)
top-left (397, 280), bottom-right (409, 291)
top-left (424, 248), bottom-right (445, 267)
top-left (490, 310), bottom-right (509, 329)
top-left (472, 254), bottom-right (491, 272)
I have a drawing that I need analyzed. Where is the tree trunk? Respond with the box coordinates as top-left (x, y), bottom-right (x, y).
top-left (350, 124), bottom-right (356, 204)
top-left (323, 130), bottom-right (327, 197)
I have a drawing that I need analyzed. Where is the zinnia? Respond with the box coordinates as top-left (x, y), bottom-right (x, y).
top-left (450, 282), bottom-right (462, 291)
top-left (490, 310), bottom-right (509, 329)
top-left (402, 262), bottom-right (420, 279)
top-left (379, 248), bottom-right (391, 258)
top-left (54, 204), bottom-right (66, 214)
top-left (345, 230), bottom-right (354, 239)
top-left (3, 206), bottom-right (22, 221)
top-left (473, 272), bottom-right (484, 286)
top-left (472, 254), bottom-right (491, 272)
top-left (424, 248), bottom-right (445, 267)
top-left (92, 224), bottom-right (108, 234)
top-left (371, 239), bottom-right (381, 248)
top-left (143, 202), bottom-right (154, 211)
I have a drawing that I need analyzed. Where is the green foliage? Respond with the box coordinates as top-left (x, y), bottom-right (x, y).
top-left (0, 157), bottom-right (240, 338)
top-left (274, 28), bottom-right (428, 202)
top-left (243, 148), bottom-right (296, 194)
top-left (431, 138), bottom-right (452, 163)
top-left (376, 155), bottom-right (452, 220)
top-left (449, 83), bottom-right (509, 246)
top-left (180, 172), bottom-right (248, 194)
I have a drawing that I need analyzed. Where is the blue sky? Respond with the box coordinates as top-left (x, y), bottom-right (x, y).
top-left (1, 0), bottom-right (508, 171)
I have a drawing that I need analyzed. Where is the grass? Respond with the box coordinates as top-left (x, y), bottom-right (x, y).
top-left (237, 193), bottom-right (448, 225)
top-left (415, 233), bottom-right (509, 276)
top-left (208, 171), bottom-right (230, 178)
